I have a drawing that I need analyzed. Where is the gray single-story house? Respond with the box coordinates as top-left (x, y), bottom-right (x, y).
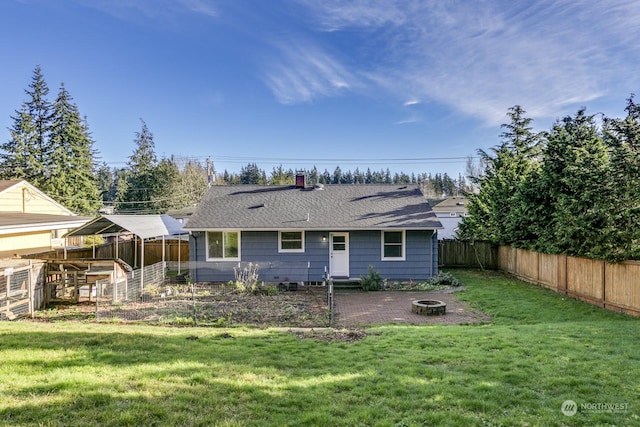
top-left (184, 177), bottom-right (442, 284)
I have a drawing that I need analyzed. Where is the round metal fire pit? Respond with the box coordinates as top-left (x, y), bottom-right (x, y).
top-left (412, 299), bottom-right (446, 316)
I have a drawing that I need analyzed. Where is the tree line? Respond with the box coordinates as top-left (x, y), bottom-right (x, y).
top-left (0, 67), bottom-right (471, 216)
top-left (459, 101), bottom-right (640, 262)
top-left (220, 163), bottom-right (469, 198)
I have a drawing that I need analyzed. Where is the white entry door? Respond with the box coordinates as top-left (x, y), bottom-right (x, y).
top-left (330, 232), bottom-right (349, 278)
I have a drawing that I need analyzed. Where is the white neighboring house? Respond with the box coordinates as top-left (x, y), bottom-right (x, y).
top-left (430, 196), bottom-right (468, 240)
top-left (0, 180), bottom-right (92, 258)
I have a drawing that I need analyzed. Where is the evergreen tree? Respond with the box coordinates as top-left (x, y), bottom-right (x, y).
top-left (25, 66), bottom-right (53, 182)
top-left (603, 96), bottom-right (640, 260)
top-left (320, 169), bottom-right (331, 184)
top-left (128, 119), bottom-right (157, 175)
top-left (47, 84), bottom-right (101, 215)
top-left (118, 119), bottom-right (159, 212)
top-left (269, 165), bottom-right (293, 184)
top-left (547, 110), bottom-right (610, 258)
top-left (0, 104), bottom-right (38, 180)
top-left (114, 168), bottom-right (130, 206)
top-left (239, 162), bottom-right (265, 184)
top-left (365, 168), bottom-right (373, 184)
top-left (150, 157), bottom-right (181, 212)
top-left (332, 166), bottom-right (343, 184)
top-left (307, 166), bottom-right (319, 184)
top-left (459, 106), bottom-right (540, 245)
top-left (96, 162), bottom-right (116, 203)
top-left (0, 66), bottom-right (53, 188)
top-left (433, 173), bottom-right (444, 196)
top-left (354, 167), bottom-right (365, 184)
top-left (442, 173), bottom-right (456, 195)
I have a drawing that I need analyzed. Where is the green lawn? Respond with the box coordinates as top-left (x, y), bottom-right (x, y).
top-left (0, 269), bottom-right (638, 426)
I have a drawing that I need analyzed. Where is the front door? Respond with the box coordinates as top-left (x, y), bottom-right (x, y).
top-left (330, 232), bottom-right (349, 278)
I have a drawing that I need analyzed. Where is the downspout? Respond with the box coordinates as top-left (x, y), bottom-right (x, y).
top-left (431, 230), bottom-right (439, 276)
top-left (140, 237), bottom-right (145, 293)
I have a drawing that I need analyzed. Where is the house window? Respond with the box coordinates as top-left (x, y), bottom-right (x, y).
top-left (279, 231), bottom-right (304, 253)
top-left (207, 231), bottom-right (240, 260)
top-left (382, 230), bottom-right (405, 260)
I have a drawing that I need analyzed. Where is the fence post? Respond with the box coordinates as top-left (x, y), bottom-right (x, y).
top-left (327, 277), bottom-right (334, 326)
top-left (96, 282), bottom-right (100, 320)
top-left (4, 273), bottom-right (9, 319)
top-left (191, 281), bottom-right (197, 325)
top-left (602, 260), bottom-right (607, 308)
top-left (28, 262), bottom-right (33, 317)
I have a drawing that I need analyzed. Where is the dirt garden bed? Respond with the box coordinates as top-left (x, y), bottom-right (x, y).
top-left (32, 283), bottom-right (490, 328)
top-left (35, 286), bottom-right (330, 327)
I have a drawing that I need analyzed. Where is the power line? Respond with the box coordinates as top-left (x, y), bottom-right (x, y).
top-left (97, 154), bottom-right (479, 167)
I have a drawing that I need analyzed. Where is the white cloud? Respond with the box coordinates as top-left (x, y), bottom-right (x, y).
top-left (290, 0), bottom-right (640, 124)
top-left (180, 0), bottom-right (218, 17)
top-left (394, 117), bottom-right (419, 125)
top-left (264, 39), bottom-right (355, 104)
top-left (81, 0), bottom-right (218, 22)
top-left (297, 0), bottom-right (411, 31)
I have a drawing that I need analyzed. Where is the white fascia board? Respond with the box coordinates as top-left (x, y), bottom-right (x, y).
top-left (0, 220), bottom-right (91, 235)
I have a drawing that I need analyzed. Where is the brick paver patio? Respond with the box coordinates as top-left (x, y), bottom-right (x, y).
top-left (333, 290), bottom-right (490, 327)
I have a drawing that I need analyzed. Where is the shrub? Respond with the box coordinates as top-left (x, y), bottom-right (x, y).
top-left (360, 265), bottom-right (383, 291)
top-left (83, 235), bottom-right (105, 248)
top-left (425, 272), bottom-right (462, 288)
top-left (260, 285), bottom-right (279, 296)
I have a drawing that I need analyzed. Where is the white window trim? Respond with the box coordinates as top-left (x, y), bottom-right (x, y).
top-left (278, 230), bottom-right (305, 253)
top-left (381, 230), bottom-right (406, 261)
top-left (206, 230), bottom-right (241, 261)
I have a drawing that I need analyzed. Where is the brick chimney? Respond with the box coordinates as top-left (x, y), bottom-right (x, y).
top-left (295, 172), bottom-right (306, 188)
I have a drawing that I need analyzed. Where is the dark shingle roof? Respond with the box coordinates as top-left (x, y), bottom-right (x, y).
top-left (185, 184), bottom-right (442, 230)
top-left (0, 180), bottom-right (21, 193)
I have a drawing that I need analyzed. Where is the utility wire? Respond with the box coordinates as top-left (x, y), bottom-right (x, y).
top-left (98, 155), bottom-right (479, 167)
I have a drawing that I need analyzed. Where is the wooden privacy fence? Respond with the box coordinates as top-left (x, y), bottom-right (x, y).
top-left (497, 247), bottom-right (640, 316)
top-left (439, 241), bottom-right (640, 317)
top-left (438, 240), bottom-right (498, 269)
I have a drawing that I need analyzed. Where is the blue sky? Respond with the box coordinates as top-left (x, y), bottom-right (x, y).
top-left (1, 0), bottom-right (640, 178)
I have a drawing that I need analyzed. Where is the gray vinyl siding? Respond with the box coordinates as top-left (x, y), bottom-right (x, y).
top-left (349, 230), bottom-right (436, 281)
top-left (190, 230), bottom-right (330, 283)
top-left (189, 229), bottom-right (437, 283)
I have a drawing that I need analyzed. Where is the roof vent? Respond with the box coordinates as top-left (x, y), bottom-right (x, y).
top-left (314, 183), bottom-right (325, 191)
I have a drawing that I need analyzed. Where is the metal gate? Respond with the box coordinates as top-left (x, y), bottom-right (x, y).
top-left (1, 265), bottom-right (33, 320)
